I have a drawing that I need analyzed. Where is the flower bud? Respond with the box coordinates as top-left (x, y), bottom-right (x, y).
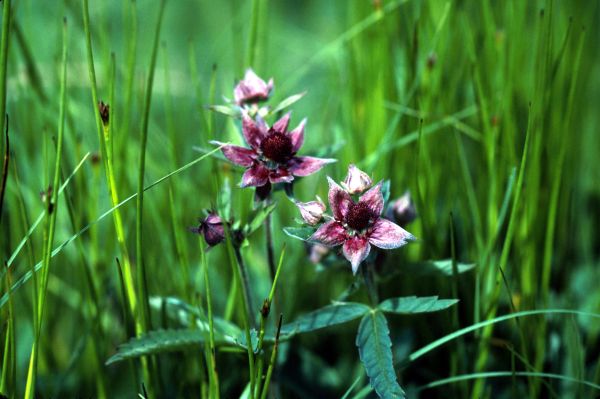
top-left (295, 196), bottom-right (326, 225)
top-left (233, 68), bottom-right (274, 106)
top-left (309, 243), bottom-right (330, 264)
top-left (342, 164), bottom-right (372, 194)
top-left (387, 191), bottom-right (417, 226)
top-left (191, 212), bottom-right (226, 247)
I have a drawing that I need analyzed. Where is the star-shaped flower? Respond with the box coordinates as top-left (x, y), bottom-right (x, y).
top-left (308, 168), bottom-right (415, 274)
top-left (212, 113), bottom-right (335, 193)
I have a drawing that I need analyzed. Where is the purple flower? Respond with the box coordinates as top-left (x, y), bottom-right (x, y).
top-left (212, 113), bottom-right (335, 191)
top-left (294, 196), bottom-right (326, 225)
top-left (234, 69), bottom-right (274, 106)
top-left (191, 213), bottom-right (225, 247)
top-left (310, 176), bottom-right (415, 274)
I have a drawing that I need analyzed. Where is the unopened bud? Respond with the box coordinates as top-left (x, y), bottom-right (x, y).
top-left (387, 191), bottom-right (417, 227)
top-left (295, 196), bottom-right (326, 225)
top-left (342, 164), bottom-right (372, 195)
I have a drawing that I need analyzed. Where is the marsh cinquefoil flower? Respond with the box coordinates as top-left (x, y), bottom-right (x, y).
top-left (234, 68), bottom-right (274, 106)
top-left (308, 167), bottom-right (415, 274)
top-left (212, 113), bottom-right (335, 193)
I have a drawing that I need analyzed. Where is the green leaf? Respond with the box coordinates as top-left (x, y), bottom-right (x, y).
top-left (381, 180), bottom-right (391, 206)
top-left (356, 311), bottom-right (405, 399)
top-left (270, 91), bottom-right (306, 114)
top-left (106, 329), bottom-right (207, 365)
top-left (378, 296), bottom-right (458, 314)
top-left (244, 202), bottom-right (277, 236)
top-left (208, 104), bottom-right (241, 118)
top-left (280, 302), bottom-right (370, 338)
top-left (405, 260), bottom-right (476, 276)
top-left (149, 296), bottom-right (242, 338)
top-left (234, 328), bottom-right (259, 353)
top-left (282, 226), bottom-right (317, 242)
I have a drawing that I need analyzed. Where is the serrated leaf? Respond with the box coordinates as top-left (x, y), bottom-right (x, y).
top-left (149, 296), bottom-right (242, 338)
top-left (245, 202), bottom-right (277, 235)
top-left (270, 92), bottom-right (306, 114)
top-left (106, 329), bottom-right (207, 365)
top-left (377, 296), bottom-right (458, 314)
top-left (356, 311), bottom-right (405, 399)
top-left (208, 104), bottom-right (242, 117)
top-left (282, 226), bottom-right (317, 241)
top-left (235, 329), bottom-right (259, 353)
top-left (280, 302), bottom-right (370, 338)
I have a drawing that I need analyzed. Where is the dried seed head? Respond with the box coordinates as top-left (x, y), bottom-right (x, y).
top-left (98, 101), bottom-right (110, 126)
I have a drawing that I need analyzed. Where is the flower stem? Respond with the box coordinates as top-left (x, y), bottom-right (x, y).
top-left (200, 243), bottom-right (220, 399)
top-left (233, 245), bottom-right (256, 327)
top-left (260, 314), bottom-right (283, 399)
top-left (361, 264), bottom-right (379, 306)
top-left (223, 228), bottom-right (256, 398)
top-left (264, 210), bottom-right (276, 281)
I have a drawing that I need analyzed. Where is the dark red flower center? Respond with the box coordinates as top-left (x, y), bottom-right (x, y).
top-left (345, 201), bottom-right (373, 231)
top-left (260, 131), bottom-right (293, 163)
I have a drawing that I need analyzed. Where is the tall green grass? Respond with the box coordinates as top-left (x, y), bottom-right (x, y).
top-left (1, 0), bottom-right (599, 398)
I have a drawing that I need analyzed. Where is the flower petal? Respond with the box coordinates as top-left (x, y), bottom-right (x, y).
top-left (241, 163), bottom-right (270, 187)
top-left (289, 118), bottom-right (306, 153)
top-left (359, 181), bottom-right (384, 216)
top-left (268, 167), bottom-right (295, 184)
top-left (288, 156), bottom-right (336, 177)
top-left (242, 114), bottom-right (267, 150)
top-left (368, 218), bottom-right (415, 249)
top-left (210, 141), bottom-right (256, 167)
top-left (310, 220), bottom-right (347, 247)
top-left (327, 176), bottom-right (352, 221)
top-left (343, 236), bottom-right (371, 274)
top-left (272, 112), bottom-right (291, 133)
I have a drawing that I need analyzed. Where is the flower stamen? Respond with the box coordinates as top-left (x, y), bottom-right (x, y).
top-left (260, 131), bottom-right (293, 163)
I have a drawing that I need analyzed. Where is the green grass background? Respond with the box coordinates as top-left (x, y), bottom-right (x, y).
top-left (1, 0), bottom-right (600, 398)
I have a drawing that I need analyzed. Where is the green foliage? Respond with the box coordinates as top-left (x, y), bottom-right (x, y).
top-left (270, 92), bottom-right (306, 115)
top-left (404, 260), bottom-right (476, 276)
top-left (1, 0), bottom-right (599, 397)
top-left (356, 311), bottom-right (405, 399)
top-left (280, 302), bottom-right (371, 337)
top-left (244, 201), bottom-right (277, 236)
top-left (106, 329), bottom-right (209, 365)
top-left (282, 226), bottom-right (318, 241)
top-left (377, 296), bottom-right (458, 314)
top-left (208, 104), bottom-right (242, 118)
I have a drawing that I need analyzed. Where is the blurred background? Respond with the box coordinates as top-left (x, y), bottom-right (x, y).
top-left (1, 0), bottom-right (600, 397)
